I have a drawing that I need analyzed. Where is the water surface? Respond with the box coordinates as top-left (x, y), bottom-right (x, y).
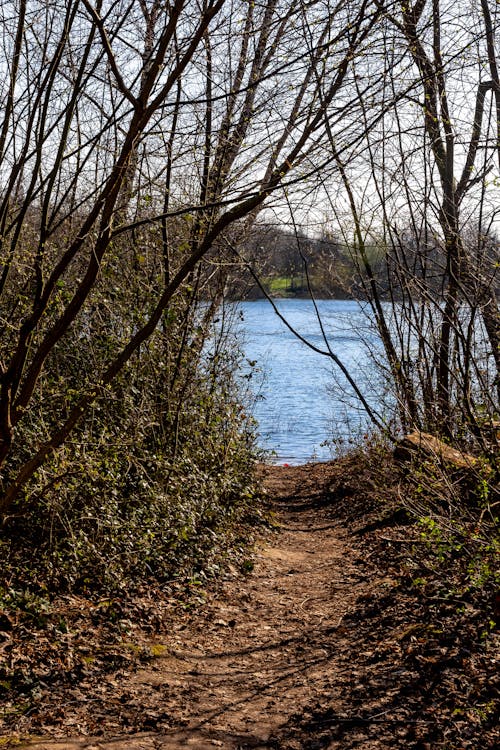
top-left (237, 299), bottom-right (384, 464)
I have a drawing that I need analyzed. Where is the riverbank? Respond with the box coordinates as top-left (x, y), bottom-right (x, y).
top-left (1, 454), bottom-right (498, 749)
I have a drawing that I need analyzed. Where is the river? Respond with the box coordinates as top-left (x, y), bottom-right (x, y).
top-left (234, 298), bottom-right (387, 464)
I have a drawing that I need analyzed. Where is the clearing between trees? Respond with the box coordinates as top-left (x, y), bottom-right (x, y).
top-left (2, 458), bottom-right (498, 750)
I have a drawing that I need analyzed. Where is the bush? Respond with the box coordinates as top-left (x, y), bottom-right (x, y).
top-left (0, 281), bottom-right (261, 596)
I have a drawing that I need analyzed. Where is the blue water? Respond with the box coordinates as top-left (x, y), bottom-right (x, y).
top-left (236, 299), bottom-right (386, 464)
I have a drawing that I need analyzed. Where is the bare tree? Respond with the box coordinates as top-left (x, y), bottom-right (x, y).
top-left (0, 0), bottom-right (381, 512)
top-left (322, 0), bottom-right (500, 444)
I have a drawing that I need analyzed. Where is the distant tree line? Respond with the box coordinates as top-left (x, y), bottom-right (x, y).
top-left (222, 223), bottom-right (500, 305)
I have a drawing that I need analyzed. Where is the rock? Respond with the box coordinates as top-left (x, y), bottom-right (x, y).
top-left (394, 431), bottom-right (478, 471)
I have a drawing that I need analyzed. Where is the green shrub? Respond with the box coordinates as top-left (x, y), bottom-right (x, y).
top-left (1, 285), bottom-right (261, 596)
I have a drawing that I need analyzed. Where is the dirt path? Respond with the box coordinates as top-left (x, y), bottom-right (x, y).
top-left (18, 463), bottom-right (383, 750)
top-left (10, 462), bottom-right (499, 749)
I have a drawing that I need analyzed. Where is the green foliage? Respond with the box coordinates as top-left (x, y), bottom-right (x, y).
top-left (266, 275), bottom-right (295, 295)
top-left (394, 453), bottom-right (499, 626)
top-left (0, 272), bottom-right (262, 596)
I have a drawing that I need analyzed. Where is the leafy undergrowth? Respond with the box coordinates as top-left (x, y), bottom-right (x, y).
top-left (0, 498), bottom-right (267, 736)
top-left (276, 445), bottom-right (499, 749)
top-left (1, 445), bottom-right (498, 748)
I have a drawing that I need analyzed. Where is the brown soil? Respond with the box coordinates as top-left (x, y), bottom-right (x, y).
top-left (1, 461), bottom-right (498, 749)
